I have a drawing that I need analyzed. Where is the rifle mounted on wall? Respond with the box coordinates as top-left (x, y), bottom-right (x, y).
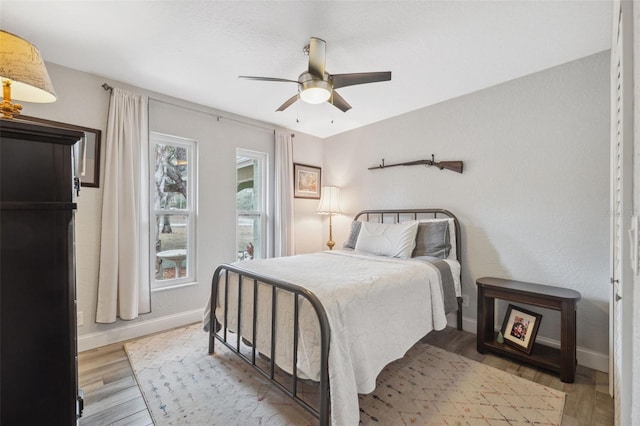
top-left (368, 155), bottom-right (464, 174)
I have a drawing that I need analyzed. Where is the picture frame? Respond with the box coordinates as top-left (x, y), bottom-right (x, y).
top-left (20, 115), bottom-right (102, 188)
top-left (293, 163), bottom-right (321, 199)
top-left (500, 304), bottom-right (542, 354)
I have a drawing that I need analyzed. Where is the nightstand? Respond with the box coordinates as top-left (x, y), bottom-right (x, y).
top-left (476, 277), bottom-right (581, 383)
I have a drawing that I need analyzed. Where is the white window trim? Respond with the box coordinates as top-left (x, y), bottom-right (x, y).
top-left (150, 132), bottom-right (198, 290)
top-left (237, 148), bottom-right (270, 260)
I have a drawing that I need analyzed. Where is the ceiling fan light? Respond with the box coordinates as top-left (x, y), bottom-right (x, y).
top-left (300, 87), bottom-right (331, 104)
top-left (299, 79), bottom-right (332, 104)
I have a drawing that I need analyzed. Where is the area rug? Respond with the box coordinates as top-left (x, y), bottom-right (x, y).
top-left (125, 323), bottom-right (565, 425)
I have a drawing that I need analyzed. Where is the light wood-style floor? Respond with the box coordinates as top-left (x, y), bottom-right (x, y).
top-left (78, 341), bottom-right (152, 426)
top-left (78, 325), bottom-right (613, 425)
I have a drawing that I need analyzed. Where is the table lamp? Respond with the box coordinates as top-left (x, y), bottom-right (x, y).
top-left (0, 30), bottom-right (57, 119)
top-left (317, 186), bottom-right (341, 250)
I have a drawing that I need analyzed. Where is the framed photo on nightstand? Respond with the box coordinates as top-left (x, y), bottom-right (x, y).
top-left (500, 304), bottom-right (542, 354)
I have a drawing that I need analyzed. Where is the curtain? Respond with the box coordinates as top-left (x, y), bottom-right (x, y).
top-left (631, 1), bottom-right (639, 421)
top-left (273, 131), bottom-right (295, 257)
top-left (96, 88), bottom-right (151, 323)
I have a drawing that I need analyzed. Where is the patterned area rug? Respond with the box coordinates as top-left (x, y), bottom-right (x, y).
top-left (125, 323), bottom-right (565, 425)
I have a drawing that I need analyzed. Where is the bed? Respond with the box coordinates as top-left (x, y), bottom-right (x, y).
top-left (204, 209), bottom-right (463, 426)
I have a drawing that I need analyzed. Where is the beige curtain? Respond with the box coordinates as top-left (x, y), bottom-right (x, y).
top-left (96, 88), bottom-right (151, 323)
top-left (631, 1), bottom-right (639, 421)
top-left (274, 131), bottom-right (295, 257)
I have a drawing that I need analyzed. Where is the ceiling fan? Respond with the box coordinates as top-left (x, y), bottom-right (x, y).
top-left (239, 37), bottom-right (391, 112)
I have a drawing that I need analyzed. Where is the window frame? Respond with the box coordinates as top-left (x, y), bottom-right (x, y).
top-left (236, 148), bottom-right (269, 260)
top-left (149, 132), bottom-right (198, 290)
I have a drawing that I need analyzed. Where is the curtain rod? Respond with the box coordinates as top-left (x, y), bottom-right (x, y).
top-left (101, 82), bottom-right (293, 136)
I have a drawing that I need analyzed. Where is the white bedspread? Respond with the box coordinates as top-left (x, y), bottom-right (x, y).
top-left (203, 250), bottom-right (450, 426)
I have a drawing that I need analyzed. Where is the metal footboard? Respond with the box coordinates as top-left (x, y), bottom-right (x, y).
top-left (208, 208), bottom-right (462, 426)
top-left (208, 264), bottom-right (331, 426)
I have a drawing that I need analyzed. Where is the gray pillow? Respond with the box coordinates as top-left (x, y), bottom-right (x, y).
top-left (412, 221), bottom-right (451, 259)
top-left (342, 221), bottom-right (362, 249)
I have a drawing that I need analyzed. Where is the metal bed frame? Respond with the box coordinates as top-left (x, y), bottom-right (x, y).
top-left (208, 209), bottom-right (462, 426)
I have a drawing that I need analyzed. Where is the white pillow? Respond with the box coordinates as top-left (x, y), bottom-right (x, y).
top-left (355, 221), bottom-right (419, 258)
top-left (418, 218), bottom-right (457, 260)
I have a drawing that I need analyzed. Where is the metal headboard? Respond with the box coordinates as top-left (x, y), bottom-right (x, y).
top-left (353, 208), bottom-right (462, 263)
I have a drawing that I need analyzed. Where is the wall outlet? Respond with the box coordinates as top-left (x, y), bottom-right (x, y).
top-left (77, 311), bottom-right (84, 326)
top-left (461, 295), bottom-right (470, 308)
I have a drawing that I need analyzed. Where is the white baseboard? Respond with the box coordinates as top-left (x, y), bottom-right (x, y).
top-left (446, 313), bottom-right (608, 373)
top-left (78, 309), bottom-right (202, 352)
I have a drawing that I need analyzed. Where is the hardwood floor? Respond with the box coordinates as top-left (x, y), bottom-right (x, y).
top-left (78, 341), bottom-right (152, 426)
top-left (78, 325), bottom-right (613, 425)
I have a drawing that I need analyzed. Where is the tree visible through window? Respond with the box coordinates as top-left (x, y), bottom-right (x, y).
top-left (151, 133), bottom-right (197, 288)
top-left (237, 149), bottom-right (268, 260)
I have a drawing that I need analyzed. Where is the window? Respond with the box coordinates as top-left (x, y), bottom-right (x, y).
top-left (237, 149), bottom-right (268, 260)
top-left (150, 132), bottom-right (197, 289)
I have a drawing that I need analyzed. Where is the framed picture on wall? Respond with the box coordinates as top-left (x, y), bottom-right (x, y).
top-left (500, 304), bottom-right (542, 354)
top-left (20, 115), bottom-right (102, 188)
top-left (293, 163), bottom-right (321, 199)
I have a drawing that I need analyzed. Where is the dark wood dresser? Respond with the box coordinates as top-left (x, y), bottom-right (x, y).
top-left (1, 119), bottom-right (84, 424)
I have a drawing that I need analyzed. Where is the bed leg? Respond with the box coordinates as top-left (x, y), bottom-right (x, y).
top-left (456, 297), bottom-right (463, 331)
top-left (208, 319), bottom-right (223, 354)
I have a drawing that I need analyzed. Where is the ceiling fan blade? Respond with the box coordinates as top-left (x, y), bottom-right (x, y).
top-left (329, 91), bottom-right (352, 112)
top-left (276, 94), bottom-right (300, 112)
top-left (239, 76), bottom-right (300, 84)
top-left (331, 71), bottom-right (392, 89)
top-left (308, 37), bottom-right (326, 79)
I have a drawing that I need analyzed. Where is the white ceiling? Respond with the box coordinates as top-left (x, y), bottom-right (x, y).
top-left (1, 1), bottom-right (611, 138)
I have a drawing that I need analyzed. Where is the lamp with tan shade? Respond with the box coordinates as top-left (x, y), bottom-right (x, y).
top-left (317, 186), bottom-right (341, 250)
top-left (0, 30), bottom-right (57, 119)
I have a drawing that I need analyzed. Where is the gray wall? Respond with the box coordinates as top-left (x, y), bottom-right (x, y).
top-left (320, 51), bottom-right (610, 369)
top-left (292, 135), bottom-right (326, 254)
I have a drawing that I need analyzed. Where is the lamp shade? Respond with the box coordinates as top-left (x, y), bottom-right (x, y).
top-left (317, 186), bottom-right (341, 214)
top-left (0, 30), bottom-right (56, 103)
